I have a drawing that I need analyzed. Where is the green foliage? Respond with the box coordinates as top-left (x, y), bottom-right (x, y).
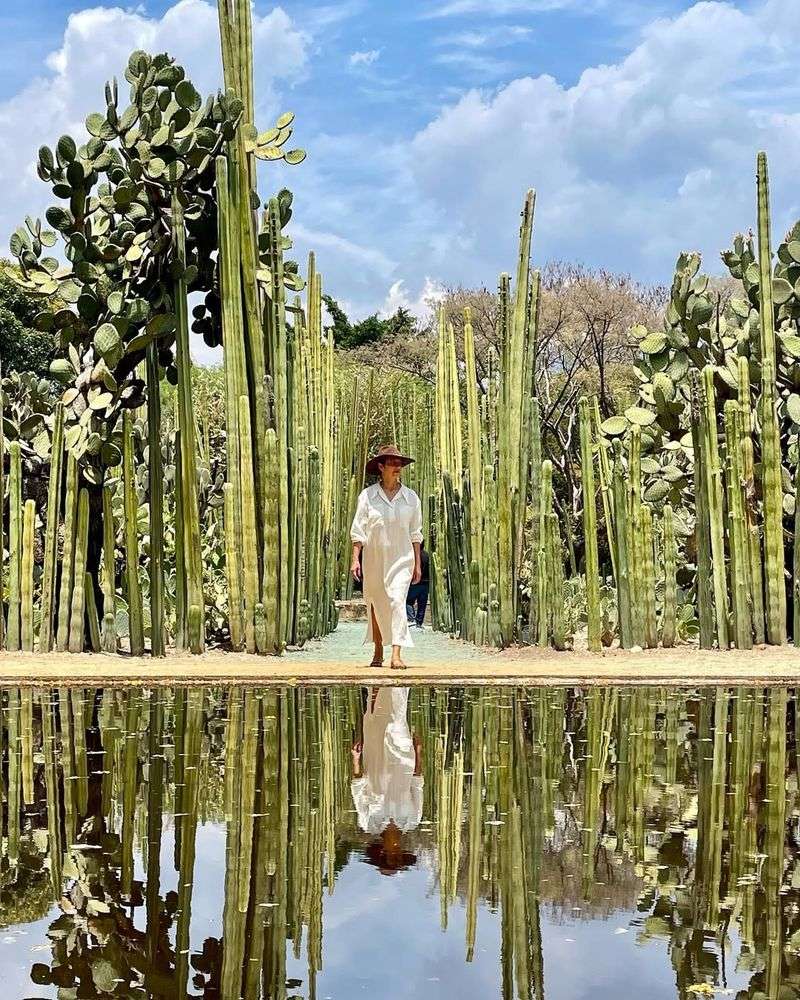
top-left (322, 294), bottom-right (417, 349)
top-left (0, 261), bottom-right (56, 376)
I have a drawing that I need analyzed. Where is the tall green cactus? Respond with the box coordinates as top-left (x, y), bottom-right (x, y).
top-left (661, 503), bottom-right (677, 648)
top-left (701, 366), bottom-right (729, 649)
top-left (68, 489), bottom-right (89, 654)
top-left (20, 499), bottom-right (35, 652)
top-left (173, 192), bottom-right (204, 654)
top-left (6, 441), bottom-right (22, 651)
top-left (56, 452), bottom-right (78, 653)
top-left (39, 403), bottom-right (64, 652)
top-left (579, 397), bottom-right (600, 652)
top-left (724, 399), bottom-right (752, 649)
top-left (101, 483), bottom-right (117, 654)
top-left (737, 356), bottom-right (765, 645)
top-left (146, 344), bottom-right (165, 658)
top-left (756, 151), bottom-right (787, 644)
top-left (123, 412), bottom-right (144, 656)
top-left (612, 439), bottom-right (632, 648)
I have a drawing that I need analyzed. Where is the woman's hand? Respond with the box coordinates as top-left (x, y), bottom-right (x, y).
top-left (412, 561), bottom-right (422, 585)
top-left (351, 740), bottom-right (363, 777)
top-left (351, 557), bottom-right (362, 582)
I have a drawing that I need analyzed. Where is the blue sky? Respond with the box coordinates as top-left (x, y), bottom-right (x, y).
top-left (1, 0), bottom-right (799, 358)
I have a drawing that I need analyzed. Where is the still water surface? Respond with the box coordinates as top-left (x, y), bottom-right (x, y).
top-left (0, 685), bottom-right (794, 999)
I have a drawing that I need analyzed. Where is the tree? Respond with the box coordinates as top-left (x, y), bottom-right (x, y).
top-left (0, 260), bottom-right (56, 376)
top-left (322, 295), bottom-right (419, 350)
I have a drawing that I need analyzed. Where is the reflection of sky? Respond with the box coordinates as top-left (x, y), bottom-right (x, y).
top-left (0, 907), bottom-right (59, 1000)
top-left (0, 825), bottom-right (761, 1000)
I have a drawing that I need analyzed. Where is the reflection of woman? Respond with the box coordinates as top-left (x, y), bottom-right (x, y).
top-left (351, 687), bottom-right (423, 874)
top-left (350, 445), bottom-right (423, 670)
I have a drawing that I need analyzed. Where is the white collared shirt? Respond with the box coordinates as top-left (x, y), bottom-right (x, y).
top-left (350, 483), bottom-right (424, 547)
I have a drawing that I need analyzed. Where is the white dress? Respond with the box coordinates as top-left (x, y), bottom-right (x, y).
top-left (351, 687), bottom-right (424, 835)
top-left (350, 483), bottom-right (423, 648)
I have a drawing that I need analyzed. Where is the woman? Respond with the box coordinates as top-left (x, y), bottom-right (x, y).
top-left (351, 685), bottom-right (424, 874)
top-left (350, 445), bottom-right (423, 669)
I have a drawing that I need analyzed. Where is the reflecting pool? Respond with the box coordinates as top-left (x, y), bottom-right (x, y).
top-left (0, 685), bottom-right (795, 998)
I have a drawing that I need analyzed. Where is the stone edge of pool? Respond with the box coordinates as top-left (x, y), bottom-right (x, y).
top-left (1, 647), bottom-right (800, 686)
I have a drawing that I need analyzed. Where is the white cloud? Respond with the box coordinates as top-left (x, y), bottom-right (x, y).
top-left (380, 278), bottom-right (445, 321)
top-left (436, 25), bottom-right (533, 47)
top-left (0, 1), bottom-right (308, 260)
top-left (407, 0), bottom-right (800, 285)
top-left (349, 49), bottom-right (381, 67)
top-left (422, 0), bottom-right (598, 18)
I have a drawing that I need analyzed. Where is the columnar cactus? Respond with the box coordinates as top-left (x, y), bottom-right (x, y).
top-left (756, 152), bottom-right (787, 644)
top-left (579, 397), bottom-right (601, 652)
top-left (701, 366), bottom-right (730, 649)
top-left (661, 503), bottom-right (677, 648)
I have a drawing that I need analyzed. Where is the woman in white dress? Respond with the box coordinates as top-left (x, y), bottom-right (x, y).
top-left (351, 686), bottom-right (423, 874)
top-left (350, 444), bottom-right (423, 669)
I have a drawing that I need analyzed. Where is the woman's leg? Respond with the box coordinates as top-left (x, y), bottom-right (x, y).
top-left (390, 643), bottom-right (405, 668)
top-left (370, 605), bottom-right (384, 665)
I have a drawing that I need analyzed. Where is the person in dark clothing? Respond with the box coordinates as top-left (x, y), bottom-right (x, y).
top-left (406, 543), bottom-right (429, 628)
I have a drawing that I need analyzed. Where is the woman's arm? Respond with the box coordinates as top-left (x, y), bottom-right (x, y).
top-left (351, 541), bottom-right (363, 582)
top-left (413, 732), bottom-right (423, 776)
top-left (350, 490), bottom-right (369, 581)
top-left (410, 492), bottom-right (423, 583)
top-left (351, 740), bottom-right (364, 778)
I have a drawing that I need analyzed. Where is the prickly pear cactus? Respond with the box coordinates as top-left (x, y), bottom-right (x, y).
top-left (8, 50), bottom-right (301, 487)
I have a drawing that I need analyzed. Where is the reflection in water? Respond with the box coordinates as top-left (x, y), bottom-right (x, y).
top-left (352, 687), bottom-right (423, 874)
top-left (0, 686), bottom-right (797, 998)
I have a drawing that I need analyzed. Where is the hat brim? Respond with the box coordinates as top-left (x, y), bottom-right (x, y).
top-left (365, 454), bottom-right (414, 476)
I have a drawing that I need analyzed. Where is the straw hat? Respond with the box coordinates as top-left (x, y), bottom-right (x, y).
top-left (365, 444), bottom-right (414, 477)
top-left (363, 839), bottom-right (417, 876)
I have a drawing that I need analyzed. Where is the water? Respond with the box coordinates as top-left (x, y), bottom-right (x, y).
top-left (0, 685), bottom-right (794, 999)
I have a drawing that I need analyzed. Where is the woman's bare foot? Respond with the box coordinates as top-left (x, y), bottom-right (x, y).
top-left (390, 658), bottom-right (407, 670)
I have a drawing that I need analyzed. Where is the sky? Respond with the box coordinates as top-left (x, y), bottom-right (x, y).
top-left (1, 0), bottom-right (799, 362)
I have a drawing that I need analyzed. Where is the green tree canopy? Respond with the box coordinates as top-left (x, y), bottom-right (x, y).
top-left (322, 294), bottom-right (417, 350)
top-left (0, 260), bottom-right (55, 376)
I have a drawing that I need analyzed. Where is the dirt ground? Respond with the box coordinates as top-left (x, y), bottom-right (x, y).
top-left (1, 636), bottom-right (800, 687)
